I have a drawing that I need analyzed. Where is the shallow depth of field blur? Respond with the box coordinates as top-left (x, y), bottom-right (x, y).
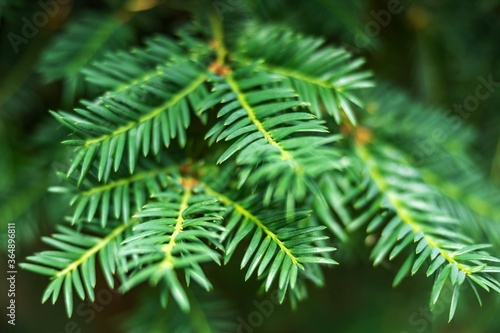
top-left (1, 1), bottom-right (500, 332)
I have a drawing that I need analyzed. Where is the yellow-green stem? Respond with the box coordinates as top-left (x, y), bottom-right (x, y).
top-left (355, 144), bottom-right (471, 276)
top-left (160, 188), bottom-right (191, 269)
top-left (224, 74), bottom-right (295, 163)
top-left (78, 166), bottom-right (173, 197)
top-left (84, 73), bottom-right (206, 146)
top-left (55, 219), bottom-right (135, 278)
top-left (208, 13), bottom-right (227, 65)
top-left (208, 11), bottom-right (299, 168)
top-left (201, 183), bottom-right (300, 267)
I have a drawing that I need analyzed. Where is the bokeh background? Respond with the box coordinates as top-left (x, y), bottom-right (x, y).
top-left (1, 0), bottom-right (499, 332)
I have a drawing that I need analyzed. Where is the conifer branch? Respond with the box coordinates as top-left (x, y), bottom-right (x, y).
top-left (202, 184), bottom-right (300, 266)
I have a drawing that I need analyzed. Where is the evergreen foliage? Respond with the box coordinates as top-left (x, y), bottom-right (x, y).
top-left (2, 0), bottom-right (499, 331)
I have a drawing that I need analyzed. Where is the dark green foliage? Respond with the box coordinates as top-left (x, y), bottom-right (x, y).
top-left (38, 11), bottom-right (134, 103)
top-left (3, 1), bottom-right (498, 332)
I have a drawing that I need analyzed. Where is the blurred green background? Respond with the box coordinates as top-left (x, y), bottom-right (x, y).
top-left (1, 0), bottom-right (499, 332)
